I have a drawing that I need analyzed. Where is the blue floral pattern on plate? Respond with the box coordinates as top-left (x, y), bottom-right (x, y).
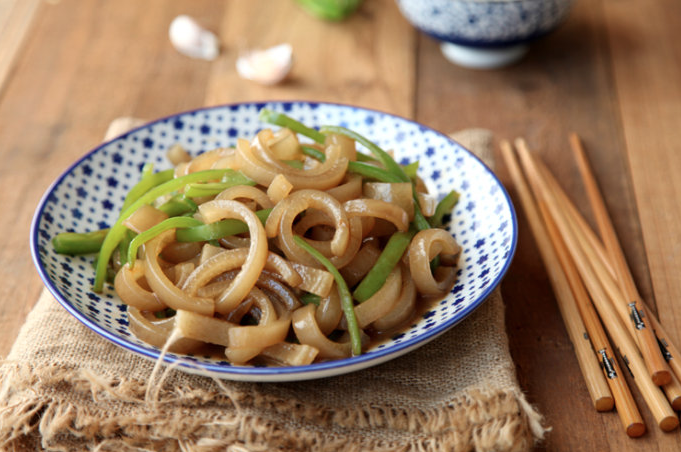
top-left (30, 101), bottom-right (517, 381)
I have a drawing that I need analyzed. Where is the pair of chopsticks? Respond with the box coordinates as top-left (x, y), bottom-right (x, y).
top-left (500, 135), bottom-right (681, 437)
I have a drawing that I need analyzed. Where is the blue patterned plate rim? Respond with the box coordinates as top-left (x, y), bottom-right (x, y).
top-left (30, 100), bottom-right (518, 378)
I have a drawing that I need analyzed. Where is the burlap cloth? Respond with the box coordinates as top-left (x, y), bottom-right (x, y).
top-left (0, 123), bottom-right (547, 452)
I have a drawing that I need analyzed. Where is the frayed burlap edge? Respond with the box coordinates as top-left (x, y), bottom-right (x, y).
top-left (0, 362), bottom-right (544, 452)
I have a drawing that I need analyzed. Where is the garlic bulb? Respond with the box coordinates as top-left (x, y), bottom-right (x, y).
top-left (236, 43), bottom-right (293, 85)
top-left (169, 15), bottom-right (220, 61)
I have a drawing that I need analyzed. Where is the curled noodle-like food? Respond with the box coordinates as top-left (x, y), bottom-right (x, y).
top-left (128, 307), bottom-right (202, 353)
top-left (195, 200), bottom-right (268, 314)
top-left (143, 231), bottom-right (214, 316)
top-left (66, 116), bottom-right (463, 367)
top-left (408, 229), bottom-right (461, 297)
top-left (372, 263), bottom-right (417, 332)
top-left (343, 198), bottom-right (409, 232)
top-left (266, 190), bottom-right (350, 267)
top-left (237, 138), bottom-right (348, 190)
top-left (354, 264), bottom-right (402, 328)
top-left (215, 185), bottom-right (273, 209)
top-left (115, 262), bottom-right (165, 311)
top-left (293, 304), bottom-right (352, 359)
top-left (315, 283), bottom-right (343, 335)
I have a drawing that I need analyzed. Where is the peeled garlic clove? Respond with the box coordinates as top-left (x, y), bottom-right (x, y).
top-left (236, 43), bottom-right (293, 85)
top-left (169, 15), bottom-right (219, 61)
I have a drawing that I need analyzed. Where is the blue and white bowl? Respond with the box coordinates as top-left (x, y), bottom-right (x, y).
top-left (30, 101), bottom-right (517, 381)
top-left (396, 0), bottom-right (574, 69)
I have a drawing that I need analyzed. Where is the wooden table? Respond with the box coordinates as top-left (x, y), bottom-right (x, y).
top-left (1, 0), bottom-right (680, 450)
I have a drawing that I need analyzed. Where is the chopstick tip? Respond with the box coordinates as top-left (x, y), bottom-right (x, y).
top-left (626, 421), bottom-right (646, 438)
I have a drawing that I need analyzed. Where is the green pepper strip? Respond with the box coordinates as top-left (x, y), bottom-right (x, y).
top-left (155, 308), bottom-right (177, 319)
top-left (300, 145), bottom-right (326, 161)
top-left (121, 167), bottom-right (174, 212)
top-left (299, 144), bottom-right (377, 163)
top-left (184, 176), bottom-right (256, 198)
top-left (175, 209), bottom-right (271, 242)
top-left (403, 161), bottom-right (419, 179)
top-left (259, 109), bottom-right (326, 144)
top-left (127, 217), bottom-right (203, 267)
top-left (319, 126), bottom-right (409, 183)
top-left (118, 229), bottom-right (136, 266)
top-left (293, 235), bottom-right (362, 356)
top-left (355, 152), bottom-right (378, 163)
top-left (93, 169), bottom-right (233, 292)
top-left (430, 189), bottom-right (460, 228)
top-left (52, 229), bottom-right (109, 255)
top-left (353, 227), bottom-right (417, 303)
top-left (300, 292), bottom-right (322, 306)
top-left (348, 161), bottom-right (403, 183)
top-left (300, 145), bottom-right (402, 183)
top-left (410, 188), bottom-right (431, 231)
top-left (157, 194), bottom-right (198, 216)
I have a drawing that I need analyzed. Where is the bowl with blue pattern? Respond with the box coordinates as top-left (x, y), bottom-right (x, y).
top-left (396, 0), bottom-right (574, 69)
top-left (30, 101), bottom-right (517, 381)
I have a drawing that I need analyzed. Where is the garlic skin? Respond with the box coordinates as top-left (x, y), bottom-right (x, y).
top-left (236, 43), bottom-right (293, 85)
top-left (169, 15), bottom-right (220, 61)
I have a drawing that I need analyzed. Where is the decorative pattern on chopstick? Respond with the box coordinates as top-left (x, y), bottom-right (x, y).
top-left (513, 138), bottom-right (679, 433)
top-left (538, 162), bottom-right (681, 410)
top-left (533, 187), bottom-right (644, 434)
top-left (498, 140), bottom-right (615, 414)
top-left (569, 133), bottom-right (672, 387)
top-left (538, 164), bottom-right (681, 411)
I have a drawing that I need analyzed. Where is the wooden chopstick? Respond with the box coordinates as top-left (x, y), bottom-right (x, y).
top-left (546, 163), bottom-right (681, 384)
top-left (539, 163), bottom-right (681, 410)
top-left (514, 138), bottom-right (679, 432)
top-left (498, 140), bottom-right (615, 413)
top-left (504, 140), bottom-right (643, 436)
top-left (533, 183), bottom-right (645, 435)
top-left (569, 133), bottom-right (672, 386)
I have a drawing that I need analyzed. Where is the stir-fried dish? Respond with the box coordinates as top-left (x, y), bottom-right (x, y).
top-left (53, 109), bottom-right (460, 366)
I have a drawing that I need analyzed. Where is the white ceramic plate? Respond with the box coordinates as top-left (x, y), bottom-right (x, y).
top-left (31, 101), bottom-right (517, 381)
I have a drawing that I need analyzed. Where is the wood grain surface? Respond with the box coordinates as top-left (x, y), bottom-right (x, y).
top-left (1, 0), bottom-right (680, 450)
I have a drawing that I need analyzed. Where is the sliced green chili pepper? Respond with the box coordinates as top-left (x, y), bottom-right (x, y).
top-left (403, 161), bottom-right (419, 179)
top-left (300, 292), bottom-right (322, 306)
top-left (293, 235), bottom-right (362, 356)
top-left (259, 109), bottom-right (326, 144)
top-left (154, 308), bottom-right (177, 319)
top-left (411, 191), bottom-right (431, 231)
top-left (121, 167), bottom-right (174, 212)
top-left (118, 229), bottom-right (136, 266)
top-left (52, 229), bottom-right (109, 255)
top-left (93, 169), bottom-right (233, 292)
top-left (301, 145), bottom-right (402, 182)
top-left (127, 216), bottom-right (203, 267)
top-left (353, 227), bottom-right (416, 303)
top-left (175, 208), bottom-right (271, 242)
top-left (301, 144), bottom-right (377, 164)
top-left (184, 176), bottom-right (256, 198)
top-left (157, 194), bottom-right (198, 216)
top-left (355, 152), bottom-right (378, 163)
top-left (429, 190), bottom-right (460, 228)
top-left (300, 145), bottom-right (326, 161)
top-left (319, 125), bottom-right (409, 183)
top-left (347, 161), bottom-right (403, 183)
